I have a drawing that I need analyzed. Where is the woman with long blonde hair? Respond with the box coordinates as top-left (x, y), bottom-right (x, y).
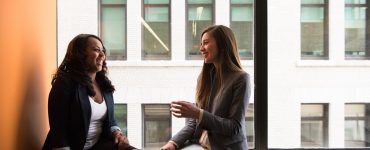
top-left (161, 25), bottom-right (251, 150)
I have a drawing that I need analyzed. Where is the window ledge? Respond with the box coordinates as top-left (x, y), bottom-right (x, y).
top-left (297, 60), bottom-right (370, 67)
top-left (107, 60), bottom-right (254, 67)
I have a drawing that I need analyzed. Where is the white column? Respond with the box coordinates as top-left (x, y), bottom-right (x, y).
top-left (328, 102), bottom-right (345, 148)
top-left (215, 0), bottom-right (230, 26)
top-left (329, 0), bottom-right (345, 61)
top-left (126, 0), bottom-right (142, 61)
top-left (171, 0), bottom-right (186, 61)
top-left (127, 103), bottom-right (142, 149)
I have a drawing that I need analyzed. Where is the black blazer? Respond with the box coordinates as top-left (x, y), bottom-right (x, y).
top-left (171, 71), bottom-right (251, 150)
top-left (42, 76), bottom-right (118, 150)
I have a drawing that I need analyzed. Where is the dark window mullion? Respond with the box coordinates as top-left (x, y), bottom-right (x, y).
top-left (254, 0), bottom-right (267, 149)
top-left (366, 1), bottom-right (370, 59)
top-left (324, 0), bottom-right (329, 59)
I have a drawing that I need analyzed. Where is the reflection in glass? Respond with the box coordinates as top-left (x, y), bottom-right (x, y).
top-left (114, 104), bottom-right (127, 135)
top-left (345, 0), bottom-right (368, 59)
top-left (301, 104), bottom-right (328, 147)
top-left (100, 0), bottom-right (126, 60)
top-left (142, 0), bottom-right (171, 60)
top-left (345, 104), bottom-right (370, 147)
top-left (230, 0), bottom-right (254, 59)
top-left (143, 104), bottom-right (171, 149)
top-left (301, 0), bottom-right (328, 59)
top-left (186, 0), bottom-right (214, 59)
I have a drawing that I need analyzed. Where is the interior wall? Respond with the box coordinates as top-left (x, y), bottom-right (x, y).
top-left (0, 0), bottom-right (56, 149)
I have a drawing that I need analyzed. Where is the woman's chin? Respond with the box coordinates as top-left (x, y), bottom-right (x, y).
top-left (204, 59), bottom-right (213, 64)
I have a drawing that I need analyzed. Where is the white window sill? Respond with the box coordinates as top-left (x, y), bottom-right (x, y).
top-left (297, 60), bottom-right (370, 67)
top-left (107, 60), bottom-right (254, 67)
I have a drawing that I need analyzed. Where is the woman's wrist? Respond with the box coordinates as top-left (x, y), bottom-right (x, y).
top-left (168, 140), bottom-right (178, 149)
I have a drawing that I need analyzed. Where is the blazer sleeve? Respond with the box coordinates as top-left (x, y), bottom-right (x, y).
top-left (198, 73), bottom-right (251, 136)
top-left (170, 118), bottom-right (197, 148)
top-left (48, 77), bottom-right (75, 148)
top-left (106, 93), bottom-right (120, 133)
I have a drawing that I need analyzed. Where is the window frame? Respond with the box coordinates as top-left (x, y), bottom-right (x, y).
top-left (229, 0), bottom-right (254, 60)
top-left (185, 0), bottom-right (215, 60)
top-left (300, 103), bottom-right (329, 147)
top-left (344, 103), bottom-right (370, 147)
top-left (300, 0), bottom-right (329, 60)
top-left (114, 103), bottom-right (128, 136)
top-left (141, 0), bottom-right (172, 60)
top-left (344, 1), bottom-right (370, 60)
top-left (99, 0), bottom-right (127, 60)
top-left (142, 104), bottom-right (172, 148)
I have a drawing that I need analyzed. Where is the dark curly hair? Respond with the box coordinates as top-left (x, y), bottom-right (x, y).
top-left (52, 34), bottom-right (115, 96)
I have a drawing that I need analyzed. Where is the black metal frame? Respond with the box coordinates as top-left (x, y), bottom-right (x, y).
top-left (254, 0), bottom-right (268, 149)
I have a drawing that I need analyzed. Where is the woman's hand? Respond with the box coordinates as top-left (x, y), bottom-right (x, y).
top-left (113, 130), bottom-right (131, 150)
top-left (170, 101), bottom-right (200, 119)
top-left (160, 142), bottom-right (176, 150)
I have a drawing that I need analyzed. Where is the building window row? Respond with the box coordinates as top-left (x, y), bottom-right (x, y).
top-left (301, 103), bottom-right (370, 148)
top-left (100, 0), bottom-right (370, 61)
top-left (99, 0), bottom-right (254, 61)
top-left (114, 103), bottom-right (370, 148)
top-left (301, 0), bottom-right (370, 60)
top-left (114, 103), bottom-right (255, 149)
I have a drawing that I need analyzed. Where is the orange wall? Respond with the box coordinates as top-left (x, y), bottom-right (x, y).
top-left (0, 0), bottom-right (56, 149)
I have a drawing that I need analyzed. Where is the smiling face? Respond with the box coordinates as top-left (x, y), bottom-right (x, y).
top-left (85, 37), bottom-right (105, 73)
top-left (200, 32), bottom-right (219, 64)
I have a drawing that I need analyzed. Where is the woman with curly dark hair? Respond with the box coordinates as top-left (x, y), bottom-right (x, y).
top-left (43, 34), bottom-right (136, 150)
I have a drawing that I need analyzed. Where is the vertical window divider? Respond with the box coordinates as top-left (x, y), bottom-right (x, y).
top-left (254, 0), bottom-right (268, 149)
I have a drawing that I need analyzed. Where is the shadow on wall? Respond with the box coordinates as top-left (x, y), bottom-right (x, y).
top-left (16, 67), bottom-right (48, 150)
top-left (0, 0), bottom-right (56, 149)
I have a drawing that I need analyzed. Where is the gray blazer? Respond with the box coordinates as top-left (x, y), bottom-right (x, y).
top-left (171, 70), bottom-right (251, 150)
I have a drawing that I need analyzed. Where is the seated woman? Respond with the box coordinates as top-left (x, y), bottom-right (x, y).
top-left (42, 34), bottom-right (136, 150)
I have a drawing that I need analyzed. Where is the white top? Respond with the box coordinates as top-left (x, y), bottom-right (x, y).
top-left (83, 96), bottom-right (107, 150)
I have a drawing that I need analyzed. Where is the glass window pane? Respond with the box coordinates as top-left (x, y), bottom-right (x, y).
top-left (246, 104), bottom-right (254, 149)
top-left (143, 104), bottom-right (171, 149)
top-left (145, 7), bottom-right (169, 22)
top-left (232, 7), bottom-right (253, 22)
top-left (301, 120), bottom-right (324, 147)
top-left (188, 0), bottom-right (212, 4)
top-left (345, 104), bottom-right (370, 147)
top-left (345, 0), bottom-right (366, 4)
top-left (302, 104), bottom-right (324, 117)
top-left (101, 7), bottom-right (126, 60)
top-left (188, 7), bottom-right (212, 20)
top-left (301, 1), bottom-right (327, 59)
top-left (231, 0), bottom-right (253, 4)
top-left (102, 0), bottom-right (126, 4)
top-left (144, 0), bottom-right (169, 4)
top-left (142, 3), bottom-right (170, 60)
top-left (186, 2), bottom-right (214, 59)
top-left (301, 104), bottom-right (328, 147)
top-left (302, 0), bottom-right (324, 4)
top-left (345, 104), bottom-right (365, 117)
top-left (231, 3), bottom-right (254, 59)
top-left (114, 104), bottom-right (127, 135)
top-left (345, 2), bottom-right (367, 59)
